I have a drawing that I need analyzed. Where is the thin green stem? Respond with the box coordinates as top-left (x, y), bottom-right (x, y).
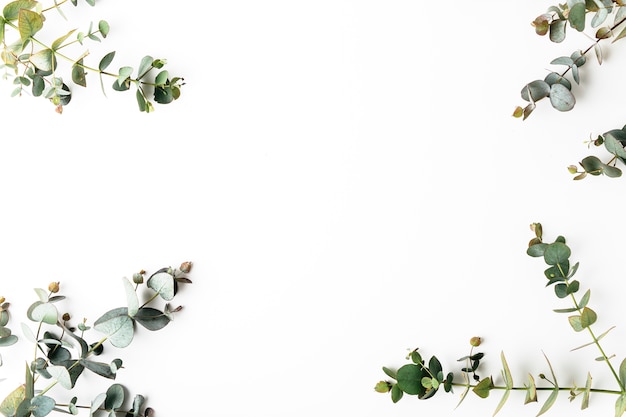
top-left (450, 381), bottom-right (621, 395)
top-left (556, 262), bottom-right (625, 392)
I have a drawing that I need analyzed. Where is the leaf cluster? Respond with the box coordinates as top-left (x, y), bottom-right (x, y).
top-left (0, 0), bottom-right (184, 113)
top-left (377, 224), bottom-right (626, 415)
top-left (0, 261), bottom-right (193, 417)
top-left (512, 2), bottom-right (626, 180)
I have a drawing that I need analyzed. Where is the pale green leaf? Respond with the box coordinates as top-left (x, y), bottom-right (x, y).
top-left (47, 365), bottom-right (72, 389)
top-left (122, 277), bottom-right (139, 317)
top-left (147, 271), bottom-right (175, 301)
top-left (93, 307), bottom-right (134, 348)
top-left (525, 373), bottom-right (537, 404)
top-left (581, 372), bottom-right (592, 410)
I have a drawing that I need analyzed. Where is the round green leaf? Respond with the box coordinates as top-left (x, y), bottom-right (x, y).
top-left (27, 301), bottom-right (58, 324)
top-left (549, 83), bottom-right (575, 111)
top-left (147, 271), bottom-right (175, 301)
top-left (543, 242), bottom-right (571, 265)
top-left (104, 383), bottom-right (124, 410)
top-left (521, 80), bottom-right (550, 102)
top-left (30, 396), bottom-right (55, 417)
top-left (94, 307), bottom-right (134, 348)
top-left (396, 364), bottom-right (424, 396)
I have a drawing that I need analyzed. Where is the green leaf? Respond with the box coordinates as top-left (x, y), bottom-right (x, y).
top-left (2, 0), bottom-right (37, 20)
top-left (18, 9), bottom-right (43, 41)
top-left (0, 334), bottom-right (18, 346)
top-left (553, 307), bottom-right (577, 313)
top-left (549, 83), bottom-right (575, 111)
top-left (30, 49), bottom-right (55, 72)
top-left (527, 243), bottom-right (547, 257)
top-left (569, 315), bottom-right (584, 332)
top-left (72, 60), bottom-right (86, 87)
top-left (604, 133), bottom-right (626, 159)
top-left (155, 70), bottom-right (169, 86)
top-left (147, 270), bottom-right (175, 301)
top-left (524, 373), bottom-right (537, 404)
top-left (104, 384), bottom-right (124, 410)
top-left (581, 307), bottom-right (597, 328)
top-left (572, 326), bottom-right (615, 351)
top-left (382, 366), bottom-right (397, 380)
top-left (581, 156), bottom-right (604, 175)
top-left (79, 359), bottom-right (116, 379)
top-left (98, 20), bottom-right (109, 38)
top-left (521, 80), bottom-right (550, 102)
top-left (396, 364), bottom-right (424, 396)
top-left (472, 377), bottom-right (493, 399)
top-left (99, 51), bottom-right (115, 71)
top-left (619, 357), bottom-right (626, 387)
top-left (137, 55), bottom-right (153, 79)
top-left (90, 393), bottom-right (106, 416)
top-left (544, 72), bottom-right (571, 90)
top-left (537, 387), bottom-right (559, 416)
top-left (543, 242), bottom-right (571, 266)
top-left (428, 356), bottom-right (442, 378)
top-left (0, 17), bottom-right (5, 45)
top-left (122, 277), bottom-right (139, 317)
top-left (51, 29), bottom-right (76, 50)
top-left (613, 26), bottom-right (626, 43)
top-left (555, 283), bottom-right (568, 298)
top-left (93, 307), bottom-right (134, 348)
top-left (581, 372), bottom-right (592, 410)
top-left (134, 307), bottom-right (170, 331)
top-left (567, 0), bottom-right (586, 31)
top-left (47, 365), bottom-right (72, 389)
top-left (549, 20), bottom-right (566, 42)
top-left (0, 385), bottom-right (25, 417)
top-left (27, 301), bottom-right (58, 324)
top-left (30, 396), bottom-right (55, 417)
top-left (616, 393), bottom-right (626, 417)
top-left (391, 384), bottom-right (403, 403)
top-left (602, 164), bottom-right (622, 178)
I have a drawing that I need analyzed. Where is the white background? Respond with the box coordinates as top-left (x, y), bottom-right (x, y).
top-left (1, 1), bottom-right (626, 416)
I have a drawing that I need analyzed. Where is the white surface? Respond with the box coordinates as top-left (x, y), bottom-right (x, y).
top-left (1, 1), bottom-right (626, 416)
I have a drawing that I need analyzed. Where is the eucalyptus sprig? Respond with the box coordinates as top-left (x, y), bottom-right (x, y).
top-left (0, 0), bottom-right (184, 113)
top-left (512, 2), bottom-right (626, 179)
top-left (0, 261), bottom-right (193, 417)
top-left (376, 224), bottom-right (626, 416)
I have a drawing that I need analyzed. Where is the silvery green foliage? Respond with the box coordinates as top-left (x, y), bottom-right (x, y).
top-left (513, 2), bottom-right (626, 179)
top-left (0, 0), bottom-right (184, 113)
top-left (0, 261), bottom-right (192, 417)
top-left (377, 225), bottom-right (626, 416)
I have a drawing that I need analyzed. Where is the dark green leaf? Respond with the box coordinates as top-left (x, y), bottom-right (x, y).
top-left (134, 307), bottom-right (170, 331)
top-left (382, 367), bottom-right (397, 380)
top-left (72, 60), bottom-right (86, 87)
top-left (543, 242), bottom-right (570, 266)
top-left (428, 356), bottom-right (442, 378)
top-left (396, 364), bottom-right (424, 396)
top-left (98, 51), bottom-right (115, 71)
top-left (549, 20), bottom-right (566, 42)
top-left (391, 384), bottom-right (403, 403)
top-left (104, 384), bottom-right (124, 410)
top-left (581, 156), bottom-right (603, 174)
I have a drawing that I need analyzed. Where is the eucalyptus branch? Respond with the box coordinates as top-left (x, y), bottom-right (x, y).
top-left (512, 2), bottom-right (626, 180)
top-left (0, 261), bottom-right (193, 417)
top-left (376, 224), bottom-right (626, 416)
top-left (0, 0), bottom-right (184, 113)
